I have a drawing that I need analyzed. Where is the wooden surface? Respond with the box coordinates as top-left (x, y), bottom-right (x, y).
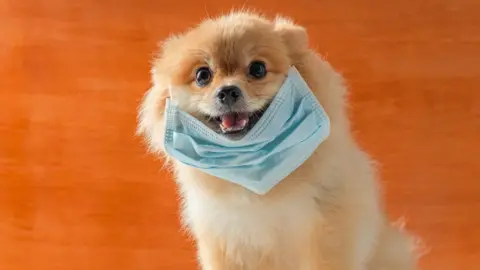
top-left (1, 0), bottom-right (479, 269)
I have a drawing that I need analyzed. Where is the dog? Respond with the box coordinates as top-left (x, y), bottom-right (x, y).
top-left (137, 11), bottom-right (419, 270)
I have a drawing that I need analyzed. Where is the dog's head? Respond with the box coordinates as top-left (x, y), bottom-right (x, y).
top-left (138, 12), bottom-right (309, 153)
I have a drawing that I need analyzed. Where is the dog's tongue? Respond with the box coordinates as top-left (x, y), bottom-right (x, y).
top-left (221, 112), bottom-right (249, 131)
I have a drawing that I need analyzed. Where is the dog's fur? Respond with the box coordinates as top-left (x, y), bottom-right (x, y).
top-left (137, 11), bottom-right (419, 270)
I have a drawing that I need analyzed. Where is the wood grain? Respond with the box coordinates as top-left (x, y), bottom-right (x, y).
top-left (1, 0), bottom-right (479, 269)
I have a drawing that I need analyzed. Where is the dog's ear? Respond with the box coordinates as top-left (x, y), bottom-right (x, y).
top-left (274, 16), bottom-right (309, 57)
top-left (136, 79), bottom-right (169, 154)
top-left (136, 41), bottom-right (174, 153)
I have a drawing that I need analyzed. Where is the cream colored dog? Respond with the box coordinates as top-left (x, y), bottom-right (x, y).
top-left (137, 11), bottom-right (419, 270)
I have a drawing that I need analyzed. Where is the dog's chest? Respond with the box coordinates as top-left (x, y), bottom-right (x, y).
top-left (183, 190), bottom-right (318, 250)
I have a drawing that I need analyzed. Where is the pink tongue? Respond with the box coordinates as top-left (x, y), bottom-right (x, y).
top-left (221, 113), bottom-right (248, 129)
top-left (221, 114), bottom-right (235, 128)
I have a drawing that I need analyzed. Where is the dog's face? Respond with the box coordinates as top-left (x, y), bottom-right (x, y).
top-left (157, 15), bottom-right (293, 139)
top-left (138, 13), bottom-right (308, 149)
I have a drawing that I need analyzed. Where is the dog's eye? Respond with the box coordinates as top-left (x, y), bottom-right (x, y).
top-left (248, 61), bottom-right (267, 79)
top-left (195, 67), bottom-right (212, 87)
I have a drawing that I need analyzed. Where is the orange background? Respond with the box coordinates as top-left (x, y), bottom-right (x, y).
top-left (1, 0), bottom-right (479, 269)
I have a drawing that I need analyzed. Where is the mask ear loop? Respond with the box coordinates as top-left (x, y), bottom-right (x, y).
top-left (166, 84), bottom-right (179, 106)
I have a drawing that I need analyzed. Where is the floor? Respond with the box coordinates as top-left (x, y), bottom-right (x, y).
top-left (1, 0), bottom-right (479, 269)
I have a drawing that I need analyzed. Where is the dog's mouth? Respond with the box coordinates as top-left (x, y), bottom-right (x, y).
top-left (216, 112), bottom-right (258, 133)
top-left (204, 108), bottom-right (267, 137)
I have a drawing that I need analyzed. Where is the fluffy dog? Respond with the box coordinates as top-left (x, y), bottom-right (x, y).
top-left (137, 11), bottom-right (419, 270)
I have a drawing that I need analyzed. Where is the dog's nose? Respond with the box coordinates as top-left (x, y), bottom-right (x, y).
top-left (216, 86), bottom-right (243, 105)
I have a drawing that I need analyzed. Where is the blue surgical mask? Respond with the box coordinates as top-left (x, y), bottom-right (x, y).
top-left (163, 66), bottom-right (330, 195)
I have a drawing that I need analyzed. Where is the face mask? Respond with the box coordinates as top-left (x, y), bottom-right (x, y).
top-left (163, 66), bottom-right (330, 195)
